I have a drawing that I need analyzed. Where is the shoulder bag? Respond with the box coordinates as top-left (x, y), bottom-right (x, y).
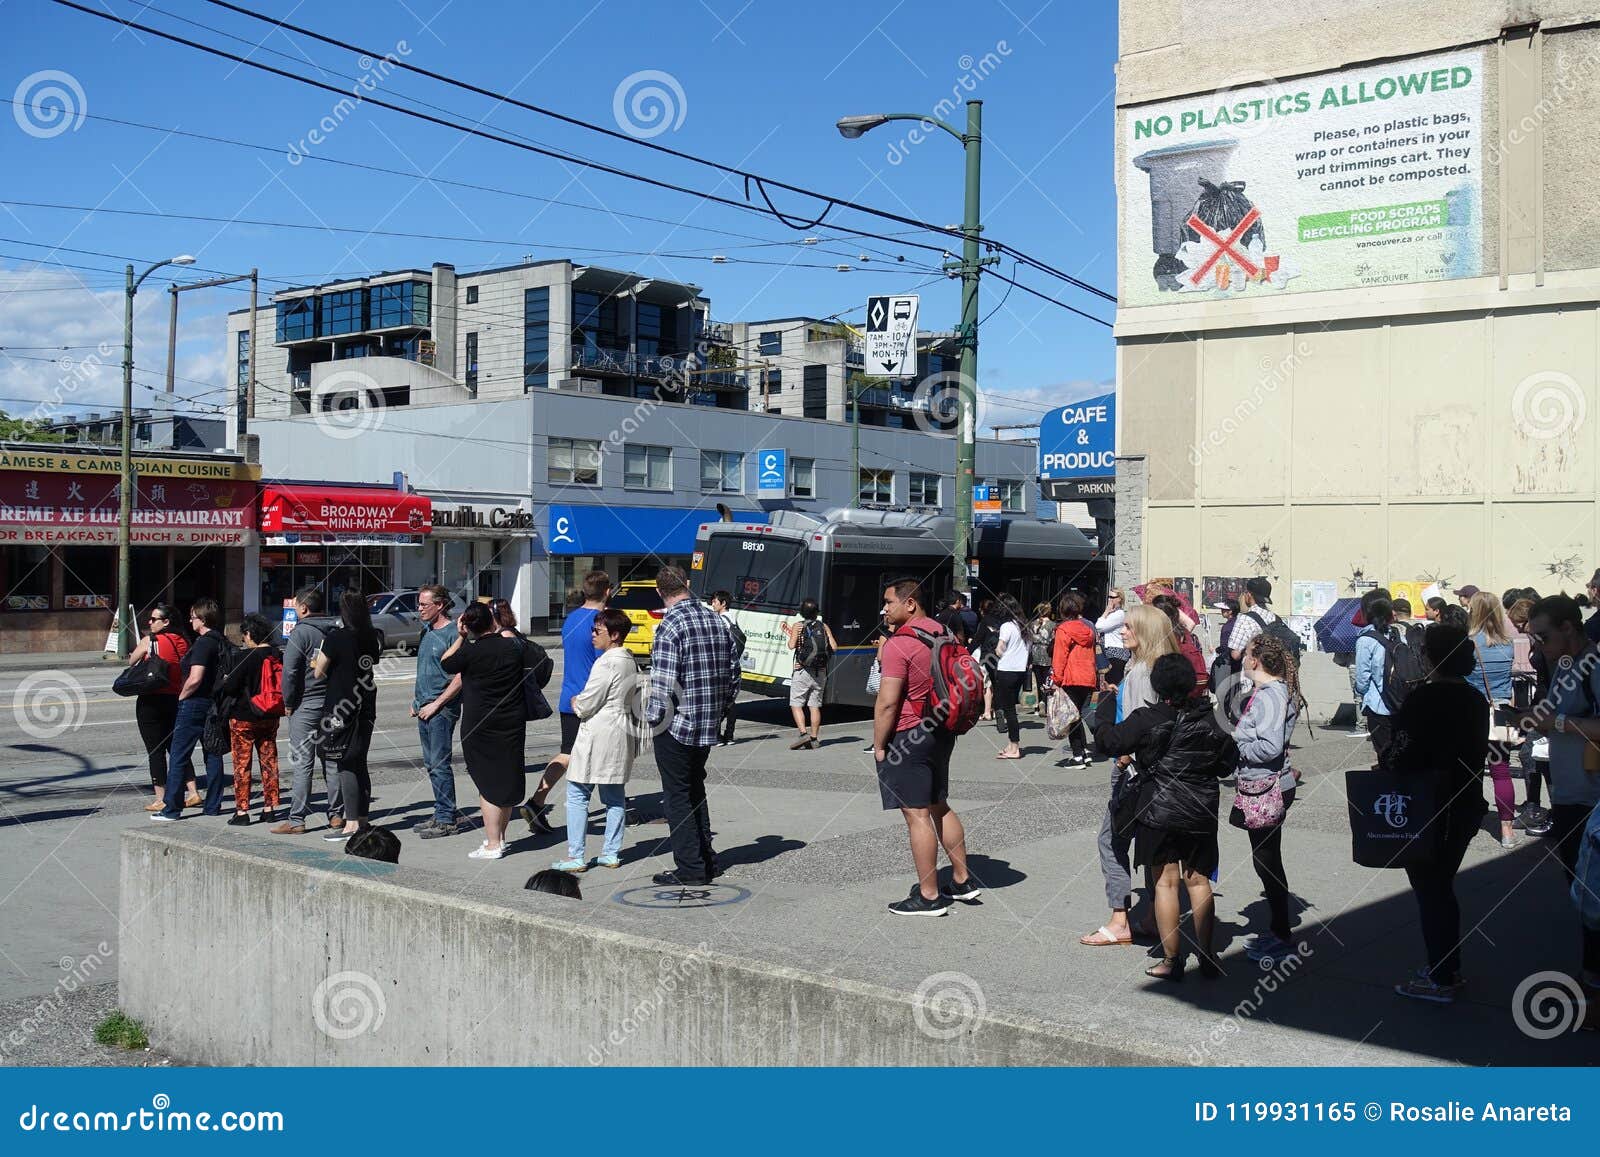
top-left (1344, 765), bottom-right (1443, 868)
top-left (1475, 645), bottom-right (1521, 747)
top-left (113, 647), bottom-right (170, 697)
top-left (1229, 691), bottom-right (1287, 829)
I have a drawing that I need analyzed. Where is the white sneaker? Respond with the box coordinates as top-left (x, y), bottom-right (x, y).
top-left (468, 843), bottom-right (506, 861)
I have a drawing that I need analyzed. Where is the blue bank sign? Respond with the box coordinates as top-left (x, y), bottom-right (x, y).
top-left (546, 504), bottom-right (767, 556)
top-left (756, 448), bottom-right (786, 495)
top-left (1039, 392), bottom-right (1116, 500)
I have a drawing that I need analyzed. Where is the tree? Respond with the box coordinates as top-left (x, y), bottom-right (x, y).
top-left (0, 410), bottom-right (66, 443)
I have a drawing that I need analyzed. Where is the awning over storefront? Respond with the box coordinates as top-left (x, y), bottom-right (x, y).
top-left (545, 503), bottom-right (766, 556)
top-left (0, 453), bottom-right (257, 546)
top-left (259, 484), bottom-right (431, 544)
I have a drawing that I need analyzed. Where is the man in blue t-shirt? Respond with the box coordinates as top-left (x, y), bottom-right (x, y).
top-left (521, 569), bottom-right (611, 832)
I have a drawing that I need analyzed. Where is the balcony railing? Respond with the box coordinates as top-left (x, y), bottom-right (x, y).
top-left (571, 346), bottom-right (747, 390)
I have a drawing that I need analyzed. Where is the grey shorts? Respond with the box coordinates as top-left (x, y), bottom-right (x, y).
top-left (789, 667), bottom-right (824, 707)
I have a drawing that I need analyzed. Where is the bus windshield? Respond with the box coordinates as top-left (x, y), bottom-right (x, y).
top-left (699, 534), bottom-right (809, 611)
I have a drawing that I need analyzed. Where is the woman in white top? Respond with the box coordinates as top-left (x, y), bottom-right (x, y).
top-left (991, 594), bottom-right (1032, 759)
top-left (550, 609), bottom-right (640, 873)
top-left (1096, 588), bottom-right (1129, 686)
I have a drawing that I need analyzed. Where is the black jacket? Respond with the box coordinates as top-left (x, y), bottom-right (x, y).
top-left (1095, 694), bottom-right (1237, 833)
top-left (221, 644), bottom-right (282, 722)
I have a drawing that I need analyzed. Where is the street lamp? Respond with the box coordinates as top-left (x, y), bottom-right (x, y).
top-left (835, 102), bottom-right (987, 596)
top-left (118, 254), bottom-right (195, 657)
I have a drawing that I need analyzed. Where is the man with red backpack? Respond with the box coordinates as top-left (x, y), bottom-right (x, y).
top-left (874, 578), bottom-right (982, 917)
top-left (219, 612), bottom-right (287, 826)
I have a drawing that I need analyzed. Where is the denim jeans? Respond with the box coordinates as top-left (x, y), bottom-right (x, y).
top-left (566, 780), bottom-right (626, 861)
top-left (418, 709), bottom-right (461, 824)
top-left (162, 697), bottom-right (223, 818)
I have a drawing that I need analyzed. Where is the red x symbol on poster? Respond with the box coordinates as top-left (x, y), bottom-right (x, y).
top-left (1186, 206), bottom-right (1261, 286)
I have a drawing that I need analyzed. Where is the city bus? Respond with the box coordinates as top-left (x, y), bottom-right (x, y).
top-left (690, 508), bottom-right (1107, 707)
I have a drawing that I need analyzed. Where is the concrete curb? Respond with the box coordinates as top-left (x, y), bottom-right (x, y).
top-left (119, 826), bottom-right (1189, 1067)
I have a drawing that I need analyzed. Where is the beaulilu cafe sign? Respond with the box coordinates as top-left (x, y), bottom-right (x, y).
top-left (1039, 393), bottom-right (1115, 501)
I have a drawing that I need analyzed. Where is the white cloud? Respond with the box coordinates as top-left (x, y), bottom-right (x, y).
top-left (0, 267), bottom-right (229, 422)
top-left (977, 376), bottom-right (1112, 434)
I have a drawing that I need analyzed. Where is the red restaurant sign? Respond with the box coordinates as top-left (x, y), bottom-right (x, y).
top-left (0, 469), bottom-right (256, 546)
top-left (259, 484), bottom-right (431, 539)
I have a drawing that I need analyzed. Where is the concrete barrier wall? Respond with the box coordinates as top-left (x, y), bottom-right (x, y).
top-left (119, 829), bottom-right (1161, 1066)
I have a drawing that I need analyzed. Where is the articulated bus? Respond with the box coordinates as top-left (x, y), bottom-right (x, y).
top-left (690, 508), bottom-right (1107, 708)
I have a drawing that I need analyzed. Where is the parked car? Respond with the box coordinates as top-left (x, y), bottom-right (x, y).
top-left (611, 580), bottom-right (664, 663)
top-left (283, 589), bottom-right (423, 655)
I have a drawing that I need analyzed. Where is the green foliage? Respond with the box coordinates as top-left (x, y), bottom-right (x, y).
top-left (93, 1011), bottom-right (149, 1050)
top-left (0, 410), bottom-right (65, 443)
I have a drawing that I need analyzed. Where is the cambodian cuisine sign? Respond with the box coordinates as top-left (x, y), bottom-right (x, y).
top-left (1122, 48), bottom-right (1483, 306)
top-left (0, 471), bottom-right (256, 545)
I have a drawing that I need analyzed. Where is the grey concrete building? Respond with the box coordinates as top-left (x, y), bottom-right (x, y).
top-left (43, 397), bottom-right (225, 453)
top-left (1117, 1), bottom-right (1600, 603)
top-left (728, 315), bottom-right (961, 427)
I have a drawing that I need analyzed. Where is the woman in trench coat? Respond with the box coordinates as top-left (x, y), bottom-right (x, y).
top-left (550, 608), bottom-right (640, 872)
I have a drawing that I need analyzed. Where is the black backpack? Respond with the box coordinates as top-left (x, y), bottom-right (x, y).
top-left (795, 619), bottom-right (832, 672)
top-left (1245, 611), bottom-right (1303, 660)
top-left (725, 617), bottom-right (747, 660)
top-left (1367, 624), bottom-right (1426, 713)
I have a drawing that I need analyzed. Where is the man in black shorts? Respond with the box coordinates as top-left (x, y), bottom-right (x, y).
top-left (874, 578), bottom-right (980, 917)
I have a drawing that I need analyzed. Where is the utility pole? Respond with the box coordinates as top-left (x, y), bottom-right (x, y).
top-left (951, 99), bottom-right (984, 599)
top-left (851, 376), bottom-right (860, 507)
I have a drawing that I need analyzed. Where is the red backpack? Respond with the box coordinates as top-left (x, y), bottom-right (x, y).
top-left (895, 623), bottom-right (985, 735)
top-left (250, 653), bottom-right (287, 717)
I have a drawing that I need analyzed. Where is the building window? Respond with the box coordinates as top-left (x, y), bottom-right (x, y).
top-left (763, 368), bottom-right (781, 394)
top-left (524, 287), bottom-right (550, 390)
top-left (548, 437), bottom-right (600, 485)
top-left (235, 330), bottom-right (249, 387)
top-left (908, 473), bottom-right (941, 506)
top-left (623, 444), bottom-right (672, 490)
top-left (700, 450), bottom-right (743, 494)
top-left (758, 330), bottom-right (782, 357)
top-left (465, 332), bottom-right (478, 393)
top-left (572, 290), bottom-right (624, 355)
top-left (790, 456), bottom-right (815, 498)
top-left (275, 297), bottom-right (317, 342)
top-left (997, 478), bottom-right (1027, 511)
top-left (465, 284), bottom-right (478, 304)
top-left (0, 545), bottom-right (52, 608)
top-left (859, 468), bottom-right (893, 506)
top-left (321, 288), bottom-right (366, 337)
top-left (369, 281), bottom-right (428, 330)
top-left (802, 364), bottom-right (828, 420)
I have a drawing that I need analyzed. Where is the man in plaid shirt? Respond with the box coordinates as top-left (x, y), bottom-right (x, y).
top-left (647, 565), bottom-right (740, 885)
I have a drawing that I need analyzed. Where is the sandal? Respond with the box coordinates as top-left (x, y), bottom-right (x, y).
top-left (1079, 925), bottom-right (1133, 947)
top-left (994, 752), bottom-right (1022, 760)
top-left (1146, 956), bottom-right (1186, 982)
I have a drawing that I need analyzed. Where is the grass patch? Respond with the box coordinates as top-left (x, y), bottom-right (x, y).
top-left (93, 1011), bottom-right (148, 1050)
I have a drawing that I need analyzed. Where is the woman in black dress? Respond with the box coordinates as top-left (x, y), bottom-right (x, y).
top-left (440, 602), bottom-right (528, 860)
top-left (313, 591), bottom-right (382, 843)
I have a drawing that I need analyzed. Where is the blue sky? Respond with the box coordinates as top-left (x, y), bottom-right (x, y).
top-left (0, 0), bottom-right (1117, 430)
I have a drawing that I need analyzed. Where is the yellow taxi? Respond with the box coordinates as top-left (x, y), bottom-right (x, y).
top-left (611, 580), bottom-right (664, 661)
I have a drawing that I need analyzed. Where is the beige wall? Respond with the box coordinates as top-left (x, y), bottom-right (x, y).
top-left (1117, 7), bottom-right (1600, 597)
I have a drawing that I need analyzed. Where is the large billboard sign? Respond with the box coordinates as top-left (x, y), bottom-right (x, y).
top-left (1122, 48), bottom-right (1484, 306)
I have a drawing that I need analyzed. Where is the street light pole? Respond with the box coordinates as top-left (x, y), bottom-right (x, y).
top-left (118, 255), bottom-right (195, 658)
top-left (954, 99), bottom-right (982, 598)
top-left (837, 101), bottom-right (989, 597)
